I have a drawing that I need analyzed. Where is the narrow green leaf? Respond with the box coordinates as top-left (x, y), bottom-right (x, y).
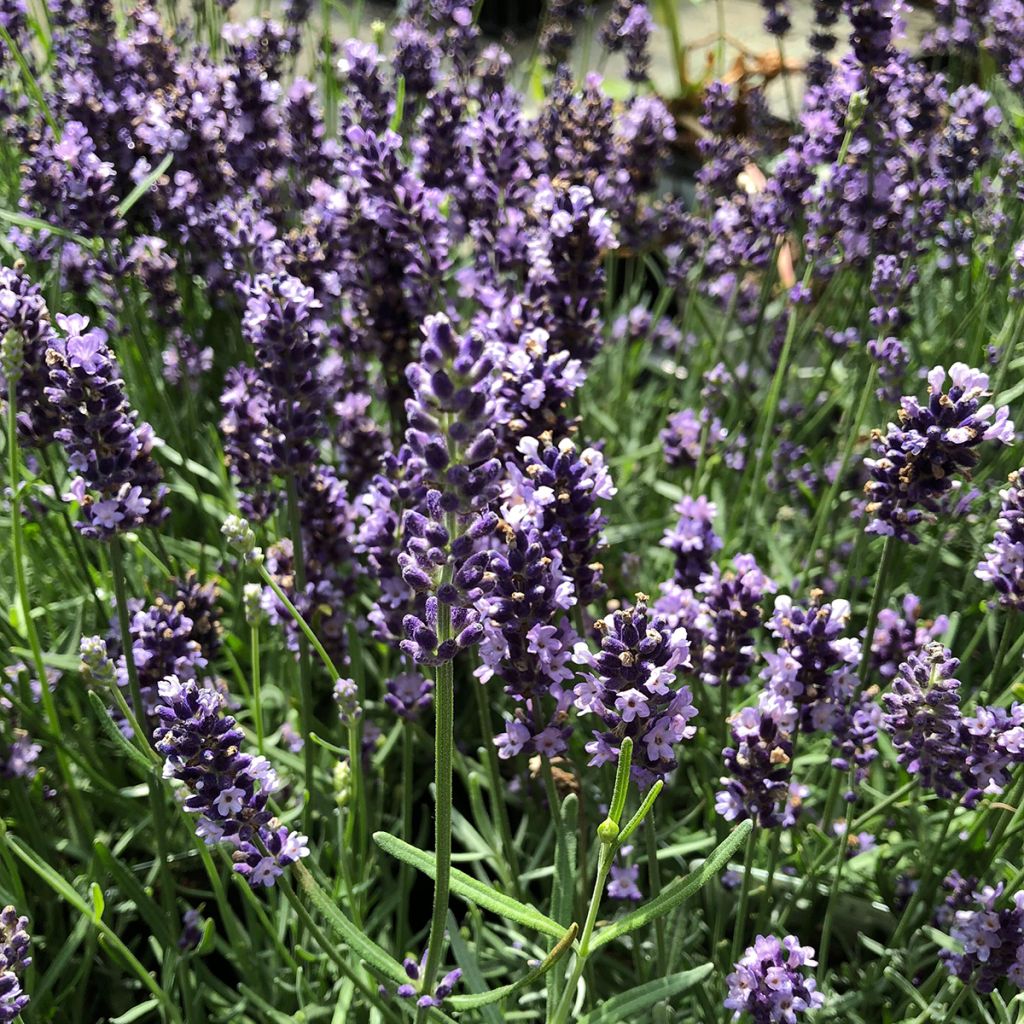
top-left (89, 882), bottom-right (105, 923)
top-left (293, 862), bottom-right (407, 984)
top-left (0, 207), bottom-right (99, 252)
top-left (446, 913), bottom-right (503, 1024)
top-left (87, 690), bottom-right (157, 776)
top-left (110, 999), bottom-right (161, 1024)
top-left (115, 153), bottom-right (173, 218)
top-left (617, 780), bottom-right (663, 846)
top-left (447, 924), bottom-right (578, 1010)
top-left (608, 737), bottom-right (634, 826)
top-left (4, 834), bottom-right (173, 1011)
top-left (590, 820), bottom-right (754, 951)
top-left (576, 964), bottom-right (714, 1024)
top-left (0, 22), bottom-right (59, 136)
top-left (94, 841), bottom-right (175, 947)
top-left (389, 74), bottom-right (406, 131)
top-left (373, 831), bottom-right (564, 938)
top-left (552, 794), bottom-right (578, 926)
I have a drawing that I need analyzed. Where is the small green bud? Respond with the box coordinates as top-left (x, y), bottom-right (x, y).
top-left (846, 89), bottom-right (868, 131)
top-left (597, 819), bottom-right (620, 844)
top-left (1, 329), bottom-right (24, 384)
top-left (334, 760), bottom-right (352, 809)
top-left (243, 583), bottom-right (264, 626)
top-left (80, 634), bottom-right (115, 685)
top-left (221, 514), bottom-right (263, 566)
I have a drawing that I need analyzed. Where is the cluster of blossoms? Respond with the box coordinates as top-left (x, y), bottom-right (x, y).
top-left (0, 262), bottom-right (59, 445)
top-left (693, 554), bottom-right (776, 691)
top-left (661, 496), bottom-right (723, 589)
top-left (871, 593), bottom-right (949, 680)
top-left (717, 707), bottom-right (796, 828)
top-left (0, 907), bottom-right (30, 1024)
top-left (977, 470), bottom-right (1024, 608)
top-left (661, 408), bottom-right (731, 471)
top-left (864, 365), bottom-right (1015, 543)
top-left (882, 643), bottom-right (1024, 803)
top-left (154, 676), bottom-right (309, 887)
top-left (725, 934), bottom-right (824, 1023)
top-left (942, 883), bottom-right (1024, 992)
top-left (397, 317), bottom-right (501, 667)
top-left (44, 314), bottom-right (167, 538)
top-left (573, 597), bottom-right (697, 786)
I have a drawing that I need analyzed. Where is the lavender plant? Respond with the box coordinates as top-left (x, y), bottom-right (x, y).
top-left (0, 0), bottom-right (1022, 1022)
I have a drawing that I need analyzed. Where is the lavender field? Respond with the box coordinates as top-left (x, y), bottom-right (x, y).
top-left (0, 0), bottom-right (1023, 1021)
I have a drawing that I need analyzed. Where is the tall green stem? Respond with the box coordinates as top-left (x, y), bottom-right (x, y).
top-left (417, 626), bottom-right (454, 1021)
top-left (250, 622), bottom-right (264, 755)
top-left (285, 473), bottom-right (316, 836)
top-left (729, 825), bottom-right (759, 966)
top-left (644, 808), bottom-right (666, 976)
top-left (7, 377), bottom-right (88, 842)
top-left (472, 681), bottom-right (521, 897)
top-left (550, 845), bottom-right (614, 1024)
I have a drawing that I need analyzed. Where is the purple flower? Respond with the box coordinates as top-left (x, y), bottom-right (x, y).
top-left (976, 469), bottom-right (1024, 608)
top-left (599, 2), bottom-right (654, 81)
top-left (661, 495), bottom-right (723, 589)
top-left (45, 314), bottom-right (167, 539)
top-left (503, 434), bottom-right (616, 606)
top-left (525, 185), bottom-right (618, 364)
top-left (695, 554), bottom-right (776, 689)
top-left (0, 906), bottom-right (30, 1024)
top-left (864, 363), bottom-right (1015, 543)
top-left (382, 948), bottom-right (461, 1008)
top-left (661, 409), bottom-right (729, 470)
top-left (178, 908), bottom-right (203, 952)
top-left (871, 593), bottom-right (949, 679)
top-left (478, 520), bottom-right (579, 759)
top-left (573, 596), bottom-right (695, 786)
top-left (882, 643), bottom-right (965, 798)
top-left (384, 673), bottom-right (434, 720)
top-left (154, 676), bottom-right (309, 887)
top-left (607, 848), bottom-right (643, 901)
top-left (0, 263), bottom-right (61, 445)
top-left (725, 934), bottom-right (824, 1023)
top-left (716, 706), bottom-right (796, 829)
top-left (942, 884), bottom-right (1024, 993)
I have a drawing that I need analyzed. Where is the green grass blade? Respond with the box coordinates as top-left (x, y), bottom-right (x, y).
top-left (590, 820), bottom-right (753, 951)
top-left (373, 831), bottom-right (564, 938)
top-left (576, 964), bottom-right (715, 1024)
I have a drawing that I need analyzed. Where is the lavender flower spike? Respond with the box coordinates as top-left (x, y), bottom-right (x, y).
top-left (977, 469), bottom-right (1024, 608)
top-left (725, 934), bottom-right (824, 1022)
top-left (864, 363), bottom-right (1015, 543)
top-left (45, 314), bottom-right (167, 538)
top-left (0, 906), bottom-right (30, 1024)
top-left (154, 676), bottom-right (309, 887)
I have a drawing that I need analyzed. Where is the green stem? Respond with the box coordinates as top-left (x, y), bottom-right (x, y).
top-left (398, 723), bottom-right (414, 953)
top-left (109, 538), bottom-right (151, 742)
top-left (644, 807), bottom-right (666, 976)
top-left (285, 473), bottom-right (316, 837)
top-left (854, 534), bottom-right (896, 699)
top-left (550, 845), bottom-right (613, 1024)
top-left (472, 681), bottom-right (522, 897)
top-left (417, 606), bottom-right (455, 1020)
top-left (274, 868), bottom-right (399, 1023)
top-left (817, 770), bottom-right (857, 985)
top-left (250, 623), bottom-right (264, 755)
top-left (7, 378), bottom-right (89, 844)
top-left (729, 825), bottom-right (759, 967)
top-left (109, 536), bottom-right (180, 1004)
top-left (802, 364), bottom-right (877, 580)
